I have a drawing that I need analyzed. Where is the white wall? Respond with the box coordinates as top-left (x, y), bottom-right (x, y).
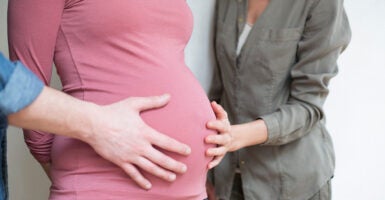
top-left (185, 0), bottom-right (216, 92)
top-left (325, 1), bottom-right (385, 200)
top-left (1, 0), bottom-right (384, 199)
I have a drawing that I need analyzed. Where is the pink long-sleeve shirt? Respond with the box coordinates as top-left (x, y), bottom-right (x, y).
top-left (8, 1), bottom-right (216, 199)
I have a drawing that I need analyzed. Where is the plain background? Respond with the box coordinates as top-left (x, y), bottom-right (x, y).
top-left (1, 0), bottom-right (384, 199)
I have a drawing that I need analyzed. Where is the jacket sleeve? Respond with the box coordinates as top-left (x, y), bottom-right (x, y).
top-left (8, 0), bottom-right (66, 163)
top-left (260, 0), bottom-right (351, 145)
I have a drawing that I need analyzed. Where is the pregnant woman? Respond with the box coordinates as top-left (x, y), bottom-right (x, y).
top-left (8, 1), bottom-right (228, 199)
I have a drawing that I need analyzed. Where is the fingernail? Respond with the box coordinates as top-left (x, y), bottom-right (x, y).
top-left (145, 183), bottom-right (152, 190)
top-left (169, 174), bottom-right (176, 181)
top-left (163, 94), bottom-right (170, 99)
top-left (185, 147), bottom-right (191, 155)
top-left (181, 165), bottom-right (187, 173)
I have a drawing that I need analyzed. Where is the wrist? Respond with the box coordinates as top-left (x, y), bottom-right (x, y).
top-left (231, 120), bottom-right (268, 150)
top-left (69, 101), bottom-right (101, 143)
top-left (254, 119), bottom-right (268, 144)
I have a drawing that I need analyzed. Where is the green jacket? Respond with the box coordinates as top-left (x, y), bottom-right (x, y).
top-left (209, 0), bottom-right (351, 199)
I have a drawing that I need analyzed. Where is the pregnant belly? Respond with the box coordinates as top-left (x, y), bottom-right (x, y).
top-left (50, 67), bottom-right (216, 199)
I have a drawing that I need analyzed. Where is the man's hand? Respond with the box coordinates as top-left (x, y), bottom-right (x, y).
top-left (8, 87), bottom-right (191, 190)
top-left (84, 94), bottom-right (191, 190)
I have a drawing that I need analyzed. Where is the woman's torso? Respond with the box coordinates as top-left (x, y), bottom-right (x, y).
top-left (214, 0), bottom-right (306, 121)
top-left (50, 1), bottom-right (215, 199)
top-left (212, 0), bottom-right (350, 199)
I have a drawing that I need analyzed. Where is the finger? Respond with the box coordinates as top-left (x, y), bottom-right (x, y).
top-left (205, 134), bottom-right (231, 146)
top-left (211, 101), bottom-right (228, 120)
top-left (147, 128), bottom-right (191, 156)
top-left (207, 155), bottom-right (225, 169)
top-left (131, 94), bottom-right (171, 111)
top-left (207, 120), bottom-right (230, 133)
top-left (206, 146), bottom-right (227, 157)
top-left (135, 156), bottom-right (177, 182)
top-left (146, 129), bottom-right (189, 174)
top-left (144, 146), bottom-right (188, 174)
top-left (121, 163), bottom-right (152, 190)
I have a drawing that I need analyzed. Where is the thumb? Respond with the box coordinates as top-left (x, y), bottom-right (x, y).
top-left (131, 94), bottom-right (171, 111)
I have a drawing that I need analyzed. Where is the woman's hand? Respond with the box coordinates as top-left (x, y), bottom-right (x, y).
top-left (205, 101), bottom-right (232, 169)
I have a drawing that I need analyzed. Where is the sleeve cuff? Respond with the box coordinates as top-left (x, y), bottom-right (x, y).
top-left (0, 61), bottom-right (44, 116)
top-left (0, 53), bottom-right (15, 89)
top-left (259, 113), bottom-right (281, 145)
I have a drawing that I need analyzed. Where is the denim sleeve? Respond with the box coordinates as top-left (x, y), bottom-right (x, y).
top-left (0, 53), bottom-right (15, 91)
top-left (0, 55), bottom-right (44, 116)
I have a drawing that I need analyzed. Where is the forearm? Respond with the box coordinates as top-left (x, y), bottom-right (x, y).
top-left (8, 88), bottom-right (192, 189)
top-left (259, 102), bottom-right (322, 145)
top-left (229, 119), bottom-right (268, 151)
top-left (8, 86), bottom-right (98, 142)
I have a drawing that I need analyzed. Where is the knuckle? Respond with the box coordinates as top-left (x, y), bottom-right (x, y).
top-left (130, 171), bottom-right (141, 179)
top-left (223, 112), bottom-right (228, 118)
top-left (212, 159), bottom-right (220, 166)
top-left (208, 149), bottom-right (215, 156)
top-left (224, 136), bottom-right (231, 144)
top-left (213, 148), bottom-right (219, 155)
top-left (151, 166), bottom-right (169, 180)
top-left (122, 156), bottom-right (133, 163)
top-left (149, 165), bottom-right (161, 175)
top-left (134, 157), bottom-right (144, 165)
top-left (224, 126), bottom-right (231, 133)
top-left (125, 166), bottom-right (140, 179)
top-left (212, 135), bottom-right (220, 143)
top-left (159, 157), bottom-right (171, 167)
top-left (226, 134), bottom-right (233, 144)
top-left (157, 155), bottom-right (175, 169)
top-left (136, 147), bottom-right (146, 156)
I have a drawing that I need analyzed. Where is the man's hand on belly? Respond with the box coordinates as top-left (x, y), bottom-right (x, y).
top-left (83, 94), bottom-right (191, 190)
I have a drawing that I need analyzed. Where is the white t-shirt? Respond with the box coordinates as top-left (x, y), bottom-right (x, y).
top-left (236, 23), bottom-right (253, 56)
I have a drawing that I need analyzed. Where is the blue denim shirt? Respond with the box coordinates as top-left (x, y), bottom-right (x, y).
top-left (0, 53), bottom-right (44, 200)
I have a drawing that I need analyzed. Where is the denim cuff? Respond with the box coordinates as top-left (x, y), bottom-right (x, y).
top-left (0, 54), bottom-right (15, 90)
top-left (0, 61), bottom-right (44, 116)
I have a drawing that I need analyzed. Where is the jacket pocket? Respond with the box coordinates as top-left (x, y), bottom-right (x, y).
top-left (244, 27), bottom-right (302, 77)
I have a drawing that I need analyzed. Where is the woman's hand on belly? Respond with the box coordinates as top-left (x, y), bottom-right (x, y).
top-left (204, 101), bottom-right (232, 169)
